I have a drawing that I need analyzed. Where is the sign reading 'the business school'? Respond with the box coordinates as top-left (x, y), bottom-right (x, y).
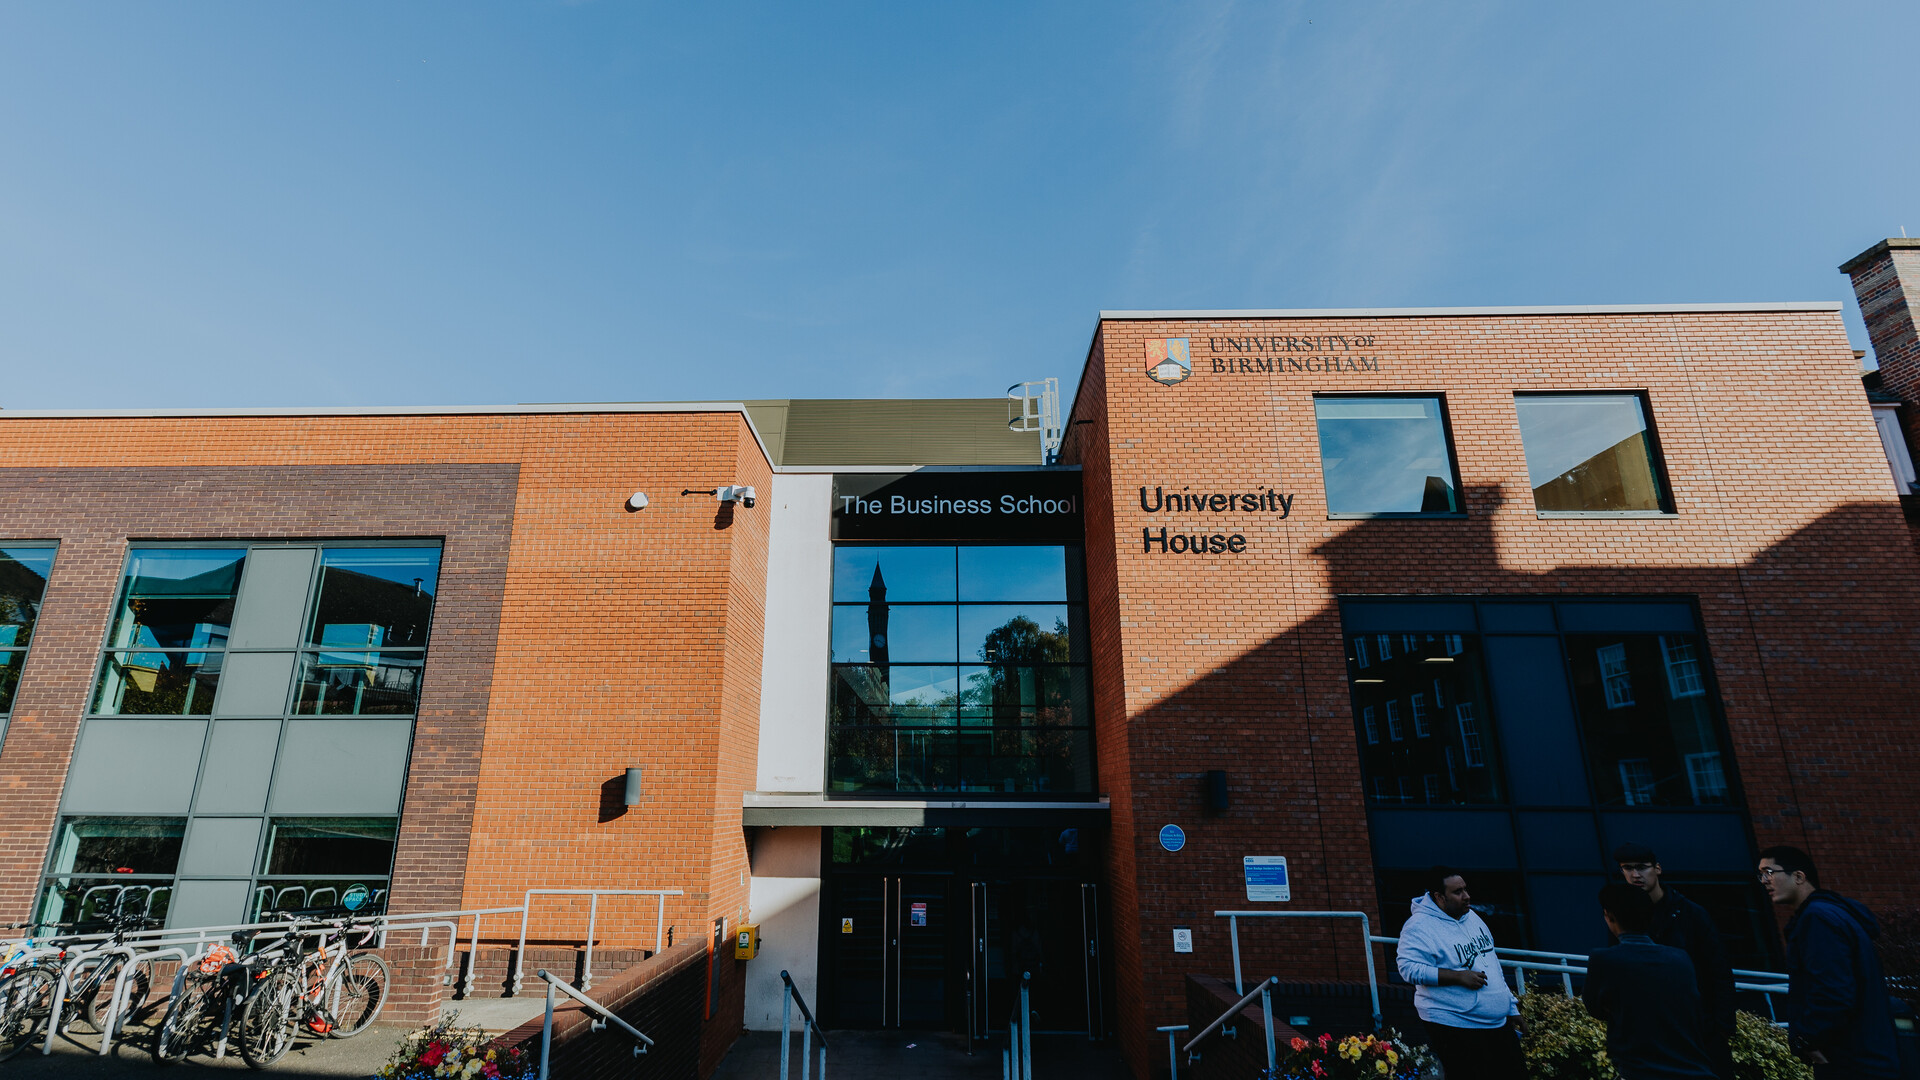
top-left (831, 471), bottom-right (1083, 541)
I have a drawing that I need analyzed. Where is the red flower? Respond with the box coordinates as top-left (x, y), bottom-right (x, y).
top-left (1377, 1040), bottom-right (1395, 1053)
top-left (481, 1064), bottom-right (500, 1079)
top-left (1290, 1037), bottom-right (1309, 1052)
top-left (1310, 1062), bottom-right (1327, 1078)
top-left (419, 1041), bottom-right (449, 1067)
top-left (1317, 1033), bottom-right (1333, 1049)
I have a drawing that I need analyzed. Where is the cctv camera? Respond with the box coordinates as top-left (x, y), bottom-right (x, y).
top-left (739, 486), bottom-right (756, 508)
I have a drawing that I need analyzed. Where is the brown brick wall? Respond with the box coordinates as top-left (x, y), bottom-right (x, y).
top-left (1062, 310), bottom-right (1920, 1076)
top-left (0, 463), bottom-right (517, 920)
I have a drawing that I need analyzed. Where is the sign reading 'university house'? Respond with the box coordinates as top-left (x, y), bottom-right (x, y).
top-left (831, 472), bottom-right (1083, 541)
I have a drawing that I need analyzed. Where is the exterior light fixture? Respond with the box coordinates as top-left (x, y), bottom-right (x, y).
top-left (1422, 657), bottom-right (1455, 663)
top-left (681, 485), bottom-right (757, 508)
top-left (1354, 678), bottom-right (1386, 684)
top-left (624, 768), bottom-right (643, 805)
top-left (626, 492), bottom-right (649, 511)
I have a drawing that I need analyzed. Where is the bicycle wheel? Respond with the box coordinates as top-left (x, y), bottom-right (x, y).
top-left (324, 953), bottom-right (389, 1038)
top-left (85, 957), bottom-right (152, 1037)
top-left (150, 977), bottom-right (211, 1065)
top-left (237, 969), bottom-right (299, 1069)
top-left (0, 967), bottom-right (59, 1062)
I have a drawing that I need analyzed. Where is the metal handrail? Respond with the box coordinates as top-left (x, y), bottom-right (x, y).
top-left (1156, 1025), bottom-right (1189, 1079)
top-left (534, 967), bottom-right (652, 1080)
top-left (512, 888), bottom-right (682, 995)
top-left (1184, 975), bottom-right (1276, 1055)
top-left (1218, 910), bottom-right (1381, 1029)
top-left (778, 969), bottom-right (827, 1080)
top-left (1367, 934), bottom-right (1792, 1019)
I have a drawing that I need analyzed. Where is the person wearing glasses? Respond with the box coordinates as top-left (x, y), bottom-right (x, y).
top-left (1758, 845), bottom-right (1900, 1079)
top-left (1613, 842), bottom-right (1736, 1077)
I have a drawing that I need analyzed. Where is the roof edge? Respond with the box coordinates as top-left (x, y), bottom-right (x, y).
top-left (1840, 238), bottom-right (1920, 275)
top-left (1098, 302), bottom-right (1843, 319)
top-left (0, 401), bottom-right (777, 469)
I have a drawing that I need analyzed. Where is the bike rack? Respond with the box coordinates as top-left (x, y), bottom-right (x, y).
top-left (97, 944), bottom-right (189, 1056)
top-left (42, 940), bottom-right (136, 1056)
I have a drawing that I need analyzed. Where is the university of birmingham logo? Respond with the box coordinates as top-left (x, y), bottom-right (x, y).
top-left (1145, 338), bottom-right (1191, 385)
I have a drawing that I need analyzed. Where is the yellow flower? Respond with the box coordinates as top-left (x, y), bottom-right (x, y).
top-left (463, 1060), bottom-right (483, 1078)
top-left (1375, 1061), bottom-right (1389, 1075)
top-left (1386, 1049), bottom-right (1399, 1066)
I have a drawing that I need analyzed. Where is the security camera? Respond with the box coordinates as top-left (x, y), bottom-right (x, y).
top-left (738, 486), bottom-right (756, 509)
top-left (714, 485), bottom-right (757, 508)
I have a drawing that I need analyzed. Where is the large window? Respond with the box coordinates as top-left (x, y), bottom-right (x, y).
top-left (38, 817), bottom-right (183, 925)
top-left (252, 817), bottom-right (398, 919)
top-left (1514, 393), bottom-right (1671, 515)
top-left (828, 544), bottom-right (1092, 794)
top-left (93, 549), bottom-right (245, 716)
top-left (50, 543), bottom-right (439, 928)
top-left (1344, 599), bottom-right (1765, 960)
top-left (0, 544), bottom-right (57, 742)
top-left (1348, 631), bottom-right (1503, 805)
top-left (1566, 633), bottom-right (1727, 807)
top-left (1314, 396), bottom-right (1462, 516)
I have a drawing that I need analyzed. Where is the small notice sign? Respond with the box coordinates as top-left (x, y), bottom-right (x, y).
top-left (841, 918), bottom-right (854, 934)
top-left (1172, 927), bottom-right (1193, 954)
top-left (910, 903), bottom-right (927, 927)
top-left (1244, 856), bottom-right (1291, 902)
top-left (1159, 824), bottom-right (1186, 852)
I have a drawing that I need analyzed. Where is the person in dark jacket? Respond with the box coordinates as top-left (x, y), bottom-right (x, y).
top-left (1759, 844), bottom-right (1901, 1079)
top-left (1585, 882), bottom-right (1720, 1080)
top-left (1614, 841), bottom-right (1737, 1077)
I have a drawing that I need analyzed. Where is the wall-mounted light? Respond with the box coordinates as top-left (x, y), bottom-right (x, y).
top-left (682, 485), bottom-right (757, 508)
top-left (626, 492), bottom-right (649, 512)
top-left (624, 767), bottom-right (643, 806)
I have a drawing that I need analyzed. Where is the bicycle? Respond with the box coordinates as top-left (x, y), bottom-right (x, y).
top-left (0, 910), bottom-right (159, 1058)
top-left (235, 912), bottom-right (389, 1069)
top-left (150, 929), bottom-right (262, 1066)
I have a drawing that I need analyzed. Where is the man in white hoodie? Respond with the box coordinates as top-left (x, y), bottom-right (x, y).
top-left (1395, 866), bottom-right (1525, 1080)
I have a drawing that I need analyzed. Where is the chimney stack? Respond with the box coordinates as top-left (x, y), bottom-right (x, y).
top-left (1841, 238), bottom-right (1920, 497)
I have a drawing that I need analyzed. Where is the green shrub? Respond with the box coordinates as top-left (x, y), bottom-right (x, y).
top-left (1515, 983), bottom-right (1811, 1080)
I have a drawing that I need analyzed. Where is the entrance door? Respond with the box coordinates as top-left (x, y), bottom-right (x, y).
top-left (825, 875), bottom-right (952, 1029)
top-left (968, 878), bottom-right (1105, 1038)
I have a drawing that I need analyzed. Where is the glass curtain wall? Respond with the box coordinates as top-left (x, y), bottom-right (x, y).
top-left (828, 544), bottom-right (1093, 794)
top-left (39, 544), bottom-right (438, 927)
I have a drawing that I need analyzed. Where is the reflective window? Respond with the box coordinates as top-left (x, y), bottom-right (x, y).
top-left (292, 650), bottom-right (424, 715)
top-left (1515, 393), bottom-right (1670, 513)
top-left (1314, 396), bottom-right (1461, 516)
top-left (1347, 632), bottom-right (1503, 805)
top-left (253, 818), bottom-right (397, 918)
top-left (94, 549), bottom-right (243, 716)
top-left (1566, 633), bottom-right (1729, 807)
top-left (38, 817), bottom-right (184, 925)
top-left (0, 545), bottom-right (56, 719)
top-left (828, 544), bottom-right (1092, 793)
top-left (306, 548), bottom-right (440, 649)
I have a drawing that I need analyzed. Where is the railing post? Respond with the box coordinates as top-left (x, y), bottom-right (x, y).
top-left (583, 893), bottom-right (599, 992)
top-left (801, 1009), bottom-right (813, 1080)
top-left (539, 979), bottom-right (556, 1080)
top-left (781, 982), bottom-right (793, 1080)
top-left (514, 893), bottom-right (535, 996)
top-left (1020, 973), bottom-right (1032, 1079)
top-left (1358, 914), bottom-right (1381, 1031)
top-left (1261, 984), bottom-right (1276, 1072)
top-left (1229, 915), bottom-right (1243, 995)
top-left (656, 892), bottom-right (667, 955)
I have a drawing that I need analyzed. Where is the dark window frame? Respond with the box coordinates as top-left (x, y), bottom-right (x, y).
top-left (1513, 390), bottom-right (1678, 518)
top-left (1311, 392), bottom-right (1469, 520)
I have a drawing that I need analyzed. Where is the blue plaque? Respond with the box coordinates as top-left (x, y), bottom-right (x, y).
top-left (1159, 824), bottom-right (1186, 852)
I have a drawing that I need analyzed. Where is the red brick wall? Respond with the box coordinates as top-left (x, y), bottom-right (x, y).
top-left (1062, 310), bottom-right (1920, 1076)
top-left (0, 409), bottom-right (771, 1006)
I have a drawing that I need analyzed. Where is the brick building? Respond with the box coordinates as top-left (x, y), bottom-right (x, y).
top-left (2, 280), bottom-right (1918, 1078)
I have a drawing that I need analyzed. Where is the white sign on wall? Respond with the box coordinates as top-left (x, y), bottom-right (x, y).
top-left (1244, 856), bottom-right (1290, 902)
top-left (1172, 927), bottom-right (1193, 954)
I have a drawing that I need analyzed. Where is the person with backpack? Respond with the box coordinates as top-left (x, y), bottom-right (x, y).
top-left (1759, 844), bottom-right (1901, 1079)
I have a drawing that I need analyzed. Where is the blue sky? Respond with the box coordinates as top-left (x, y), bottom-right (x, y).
top-left (2, 2), bottom-right (1913, 410)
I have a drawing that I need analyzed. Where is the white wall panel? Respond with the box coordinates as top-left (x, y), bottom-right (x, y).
top-left (756, 473), bottom-right (833, 793)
